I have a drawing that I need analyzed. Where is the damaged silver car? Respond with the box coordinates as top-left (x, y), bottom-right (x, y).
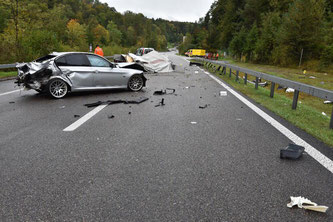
top-left (16, 52), bottom-right (147, 99)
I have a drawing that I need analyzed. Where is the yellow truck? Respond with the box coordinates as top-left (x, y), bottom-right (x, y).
top-left (185, 49), bottom-right (206, 57)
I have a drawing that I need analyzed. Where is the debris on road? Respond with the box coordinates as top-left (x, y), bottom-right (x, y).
top-left (153, 88), bottom-right (176, 95)
top-left (190, 121), bottom-right (197, 124)
top-left (84, 97), bottom-right (149, 108)
top-left (286, 88), bottom-right (295, 93)
top-left (74, 115), bottom-right (80, 118)
top-left (195, 71), bottom-right (199, 74)
top-left (220, 91), bottom-right (227, 96)
top-left (280, 144), bottom-right (304, 159)
top-left (199, 104), bottom-right (208, 109)
top-left (236, 118), bottom-right (242, 121)
top-left (287, 196), bottom-right (328, 213)
top-left (155, 98), bottom-right (165, 107)
top-left (60, 106), bottom-right (66, 109)
top-left (125, 51), bottom-right (173, 73)
top-left (108, 115), bottom-right (115, 119)
top-left (9, 101), bottom-right (15, 104)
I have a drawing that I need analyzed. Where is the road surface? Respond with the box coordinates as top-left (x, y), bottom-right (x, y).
top-left (0, 53), bottom-right (332, 221)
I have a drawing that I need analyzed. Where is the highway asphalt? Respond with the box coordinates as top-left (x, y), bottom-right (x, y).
top-left (0, 53), bottom-right (332, 221)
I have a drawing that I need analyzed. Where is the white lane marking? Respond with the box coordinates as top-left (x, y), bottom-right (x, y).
top-left (201, 68), bottom-right (333, 174)
top-left (0, 89), bottom-right (21, 97)
top-left (63, 104), bottom-right (108, 132)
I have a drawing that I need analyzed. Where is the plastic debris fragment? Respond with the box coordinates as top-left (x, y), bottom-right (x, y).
top-left (280, 144), bottom-right (304, 159)
top-left (155, 98), bottom-right (165, 107)
top-left (286, 88), bottom-right (295, 93)
top-left (287, 196), bottom-right (328, 213)
top-left (220, 91), bottom-right (227, 96)
top-left (84, 97), bottom-right (149, 108)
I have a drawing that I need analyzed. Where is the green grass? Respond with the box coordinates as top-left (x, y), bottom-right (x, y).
top-left (204, 62), bottom-right (333, 147)
top-left (0, 71), bottom-right (17, 79)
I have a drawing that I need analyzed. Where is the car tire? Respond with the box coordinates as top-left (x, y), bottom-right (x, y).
top-left (47, 79), bottom-right (68, 99)
top-left (128, 75), bottom-right (144, 92)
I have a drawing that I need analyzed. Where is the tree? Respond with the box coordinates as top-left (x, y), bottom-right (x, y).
top-left (274, 0), bottom-right (326, 64)
top-left (107, 21), bottom-right (122, 45)
top-left (66, 19), bottom-right (87, 50)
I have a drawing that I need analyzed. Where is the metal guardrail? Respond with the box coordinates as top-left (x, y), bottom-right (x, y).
top-left (0, 63), bottom-right (16, 69)
top-left (196, 58), bottom-right (333, 129)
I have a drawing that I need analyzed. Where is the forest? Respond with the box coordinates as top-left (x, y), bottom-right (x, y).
top-left (0, 0), bottom-right (195, 63)
top-left (179, 0), bottom-right (333, 70)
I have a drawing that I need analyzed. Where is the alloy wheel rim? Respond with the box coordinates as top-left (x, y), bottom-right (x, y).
top-left (50, 80), bottom-right (67, 98)
top-left (129, 76), bottom-right (143, 90)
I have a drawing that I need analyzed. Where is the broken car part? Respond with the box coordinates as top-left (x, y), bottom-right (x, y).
top-left (84, 97), bottom-right (149, 108)
top-left (153, 88), bottom-right (176, 95)
top-left (155, 98), bottom-right (165, 107)
top-left (280, 144), bottom-right (305, 159)
top-left (287, 196), bottom-right (328, 213)
top-left (16, 52), bottom-right (147, 99)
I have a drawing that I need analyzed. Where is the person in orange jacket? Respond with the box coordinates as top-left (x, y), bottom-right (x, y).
top-left (94, 44), bottom-right (104, 57)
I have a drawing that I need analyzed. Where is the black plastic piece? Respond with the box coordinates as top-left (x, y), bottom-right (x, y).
top-left (280, 144), bottom-right (305, 159)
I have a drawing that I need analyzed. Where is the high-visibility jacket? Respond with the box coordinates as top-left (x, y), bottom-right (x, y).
top-left (94, 47), bottom-right (104, 57)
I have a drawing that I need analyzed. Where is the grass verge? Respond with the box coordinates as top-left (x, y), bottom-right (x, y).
top-left (0, 71), bottom-right (17, 79)
top-left (203, 62), bottom-right (333, 147)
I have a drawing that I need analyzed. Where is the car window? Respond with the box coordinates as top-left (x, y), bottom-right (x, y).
top-left (55, 56), bottom-right (67, 66)
top-left (87, 55), bottom-right (110, 67)
top-left (59, 54), bottom-right (90, 66)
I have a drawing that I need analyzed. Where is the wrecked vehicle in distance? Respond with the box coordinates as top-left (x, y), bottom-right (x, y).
top-left (16, 52), bottom-right (147, 99)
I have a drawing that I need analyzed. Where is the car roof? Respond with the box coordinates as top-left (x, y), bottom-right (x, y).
top-left (50, 52), bottom-right (97, 57)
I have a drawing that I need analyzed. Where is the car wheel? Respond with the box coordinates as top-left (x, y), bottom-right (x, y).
top-left (128, 75), bottom-right (144, 91)
top-left (47, 79), bottom-right (68, 99)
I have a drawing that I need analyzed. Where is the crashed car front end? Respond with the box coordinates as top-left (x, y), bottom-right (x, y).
top-left (16, 60), bottom-right (64, 91)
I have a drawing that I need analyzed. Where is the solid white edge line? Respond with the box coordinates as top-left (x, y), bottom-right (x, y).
top-left (63, 104), bottom-right (108, 132)
top-left (0, 89), bottom-right (21, 97)
top-left (201, 68), bottom-right (333, 174)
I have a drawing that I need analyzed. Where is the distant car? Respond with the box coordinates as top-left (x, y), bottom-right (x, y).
top-left (16, 52), bottom-right (147, 99)
top-left (135, 48), bottom-right (154, 56)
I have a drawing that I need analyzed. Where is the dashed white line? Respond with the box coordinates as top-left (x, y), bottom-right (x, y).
top-left (63, 104), bottom-right (108, 132)
top-left (201, 68), bottom-right (333, 174)
top-left (0, 89), bottom-right (21, 97)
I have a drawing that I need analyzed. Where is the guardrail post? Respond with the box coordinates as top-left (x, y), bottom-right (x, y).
top-left (229, 68), bottom-right (232, 78)
top-left (255, 77), bottom-right (259, 89)
top-left (270, 82), bottom-right (275, 98)
top-left (244, 73), bottom-right (247, 85)
top-left (236, 70), bottom-right (239, 81)
top-left (223, 66), bottom-right (226, 75)
top-left (292, 90), bottom-right (300, 110)
top-left (330, 107), bottom-right (333, 129)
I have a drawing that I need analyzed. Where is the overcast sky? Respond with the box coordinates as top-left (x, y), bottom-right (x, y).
top-left (101, 0), bottom-right (215, 22)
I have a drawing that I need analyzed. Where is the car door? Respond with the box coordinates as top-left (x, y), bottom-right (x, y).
top-left (86, 55), bottom-right (127, 88)
top-left (56, 54), bottom-right (94, 89)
